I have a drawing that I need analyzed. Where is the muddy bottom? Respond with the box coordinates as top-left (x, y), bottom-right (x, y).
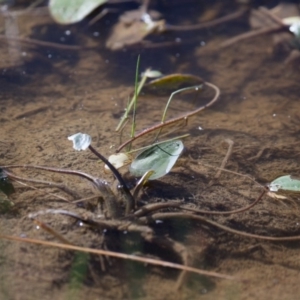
top-left (1, 1), bottom-right (300, 300)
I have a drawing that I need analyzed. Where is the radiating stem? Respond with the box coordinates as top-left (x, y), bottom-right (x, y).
top-left (88, 145), bottom-right (135, 214)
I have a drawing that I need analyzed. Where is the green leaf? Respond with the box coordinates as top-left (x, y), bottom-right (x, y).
top-left (268, 175), bottom-right (300, 192)
top-left (129, 140), bottom-right (184, 180)
top-left (143, 73), bottom-right (204, 96)
top-left (49, 0), bottom-right (108, 24)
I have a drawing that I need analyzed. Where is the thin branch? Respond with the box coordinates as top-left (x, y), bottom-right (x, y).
top-left (140, 212), bottom-right (300, 242)
top-left (221, 24), bottom-right (289, 48)
top-left (213, 138), bottom-right (234, 180)
top-left (165, 8), bottom-right (248, 31)
top-left (0, 234), bottom-right (237, 281)
top-left (5, 169), bottom-right (79, 201)
top-left (180, 189), bottom-right (266, 215)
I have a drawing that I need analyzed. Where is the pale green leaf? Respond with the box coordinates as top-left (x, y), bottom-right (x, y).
top-left (268, 175), bottom-right (300, 192)
top-left (129, 140), bottom-right (184, 180)
top-left (144, 73), bottom-right (204, 95)
top-left (49, 0), bottom-right (108, 24)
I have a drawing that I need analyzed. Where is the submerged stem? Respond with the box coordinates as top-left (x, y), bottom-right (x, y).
top-left (88, 145), bottom-right (135, 214)
top-left (115, 68), bottom-right (149, 132)
top-left (131, 55), bottom-right (141, 141)
top-left (117, 80), bottom-right (220, 152)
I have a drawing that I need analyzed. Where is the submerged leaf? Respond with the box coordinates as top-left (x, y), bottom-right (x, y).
top-left (268, 175), bottom-right (300, 192)
top-left (68, 133), bottom-right (91, 151)
top-left (144, 74), bottom-right (204, 95)
top-left (0, 169), bottom-right (15, 197)
top-left (129, 140), bottom-right (184, 180)
top-left (0, 190), bottom-right (14, 214)
top-left (49, 0), bottom-right (107, 24)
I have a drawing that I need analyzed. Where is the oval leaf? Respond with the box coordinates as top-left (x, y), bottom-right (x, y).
top-left (268, 175), bottom-right (300, 192)
top-left (143, 74), bottom-right (204, 95)
top-left (49, 0), bottom-right (108, 24)
top-left (129, 140), bottom-right (184, 180)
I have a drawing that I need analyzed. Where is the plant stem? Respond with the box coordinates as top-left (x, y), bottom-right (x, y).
top-left (116, 81), bottom-right (220, 152)
top-left (115, 68), bottom-right (149, 132)
top-left (131, 55), bottom-right (140, 140)
top-left (88, 145), bottom-right (134, 214)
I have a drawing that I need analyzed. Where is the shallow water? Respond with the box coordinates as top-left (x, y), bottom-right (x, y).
top-left (1, 1), bottom-right (300, 299)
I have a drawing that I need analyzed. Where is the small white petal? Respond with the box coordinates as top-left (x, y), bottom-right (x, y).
top-left (282, 17), bottom-right (300, 37)
top-left (105, 153), bottom-right (130, 170)
top-left (142, 70), bottom-right (163, 78)
top-left (68, 133), bottom-right (91, 151)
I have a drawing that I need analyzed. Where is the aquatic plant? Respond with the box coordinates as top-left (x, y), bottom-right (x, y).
top-left (268, 175), bottom-right (300, 192)
top-left (3, 64), bottom-right (300, 295)
top-left (129, 139), bottom-right (184, 180)
top-left (49, 0), bottom-right (108, 24)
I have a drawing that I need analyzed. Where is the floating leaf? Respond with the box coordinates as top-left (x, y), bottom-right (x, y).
top-left (68, 133), bottom-right (91, 151)
top-left (129, 140), bottom-right (184, 180)
top-left (143, 74), bottom-right (204, 95)
top-left (268, 175), bottom-right (300, 192)
top-left (49, 0), bottom-right (108, 24)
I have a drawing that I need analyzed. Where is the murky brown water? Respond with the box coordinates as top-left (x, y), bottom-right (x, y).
top-left (1, 1), bottom-right (300, 299)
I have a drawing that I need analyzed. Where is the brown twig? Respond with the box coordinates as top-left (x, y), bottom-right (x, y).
top-left (1, 164), bottom-right (97, 182)
top-left (140, 212), bottom-right (300, 242)
top-left (13, 179), bottom-right (70, 202)
top-left (213, 138), bottom-right (234, 180)
top-left (133, 201), bottom-right (183, 218)
top-left (199, 163), bottom-right (264, 189)
top-left (5, 169), bottom-right (79, 201)
top-left (221, 23), bottom-right (289, 48)
top-left (0, 35), bottom-right (83, 50)
top-left (33, 219), bottom-right (73, 245)
top-left (0, 234), bottom-right (237, 281)
top-left (165, 8), bottom-right (248, 31)
top-left (2, 165), bottom-right (123, 217)
top-left (180, 189), bottom-right (266, 215)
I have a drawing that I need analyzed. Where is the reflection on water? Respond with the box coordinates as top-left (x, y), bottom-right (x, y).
top-left (1, 1), bottom-right (300, 299)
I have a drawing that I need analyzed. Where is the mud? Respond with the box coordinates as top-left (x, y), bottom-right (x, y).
top-left (1, 1), bottom-right (300, 299)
